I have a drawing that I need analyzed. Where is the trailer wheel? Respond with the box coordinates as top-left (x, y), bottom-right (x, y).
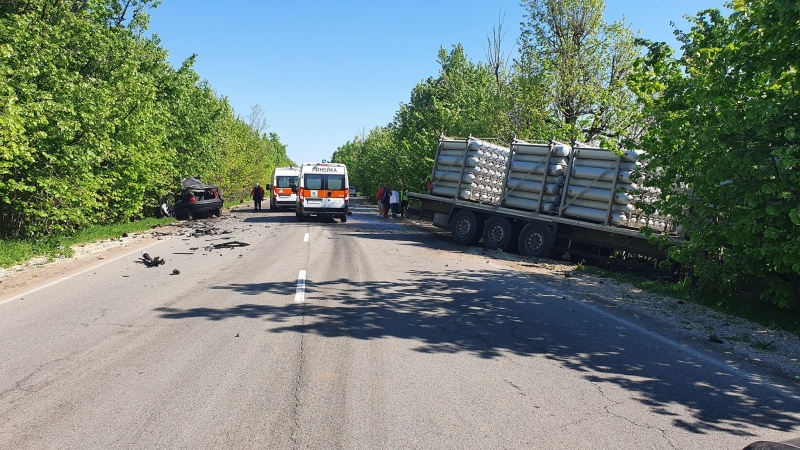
top-left (482, 216), bottom-right (512, 250)
top-left (518, 222), bottom-right (553, 257)
top-left (451, 210), bottom-right (481, 245)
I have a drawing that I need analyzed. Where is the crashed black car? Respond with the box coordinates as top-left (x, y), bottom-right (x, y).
top-left (174, 177), bottom-right (223, 220)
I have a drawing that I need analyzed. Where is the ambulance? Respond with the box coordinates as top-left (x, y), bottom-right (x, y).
top-left (269, 166), bottom-right (301, 211)
top-left (292, 162), bottom-right (349, 222)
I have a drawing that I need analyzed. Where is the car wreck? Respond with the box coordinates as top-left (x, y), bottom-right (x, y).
top-left (174, 177), bottom-right (223, 220)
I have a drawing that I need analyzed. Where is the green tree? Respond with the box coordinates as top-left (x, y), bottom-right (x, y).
top-left (637, 1), bottom-right (800, 310)
top-left (516, 0), bottom-right (641, 144)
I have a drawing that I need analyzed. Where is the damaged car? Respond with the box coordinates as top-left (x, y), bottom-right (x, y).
top-left (174, 177), bottom-right (223, 220)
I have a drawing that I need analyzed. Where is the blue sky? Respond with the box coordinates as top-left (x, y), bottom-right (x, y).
top-left (146, 1), bottom-right (729, 165)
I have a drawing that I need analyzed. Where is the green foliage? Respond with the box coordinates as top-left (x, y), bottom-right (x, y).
top-left (516, 0), bottom-right (642, 143)
top-left (636, 1), bottom-right (800, 311)
top-left (0, 216), bottom-right (173, 268)
top-left (0, 1), bottom-right (292, 239)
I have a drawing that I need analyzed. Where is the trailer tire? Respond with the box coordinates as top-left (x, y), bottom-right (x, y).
top-left (518, 222), bottom-right (553, 257)
top-left (451, 210), bottom-right (482, 246)
top-left (482, 216), bottom-right (512, 250)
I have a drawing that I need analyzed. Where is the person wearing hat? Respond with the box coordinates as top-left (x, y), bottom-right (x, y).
top-left (251, 183), bottom-right (265, 211)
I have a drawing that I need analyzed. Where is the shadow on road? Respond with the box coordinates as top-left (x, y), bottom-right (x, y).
top-left (154, 261), bottom-right (800, 438)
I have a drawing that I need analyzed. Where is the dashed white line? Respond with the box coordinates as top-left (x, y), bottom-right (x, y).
top-left (294, 270), bottom-right (307, 303)
top-left (303, 232), bottom-right (309, 242)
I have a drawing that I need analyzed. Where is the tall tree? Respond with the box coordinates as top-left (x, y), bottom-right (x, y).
top-left (637, 1), bottom-right (800, 310)
top-left (516, 0), bottom-right (640, 144)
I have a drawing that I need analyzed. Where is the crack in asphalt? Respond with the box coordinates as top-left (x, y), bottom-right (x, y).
top-left (593, 382), bottom-right (678, 450)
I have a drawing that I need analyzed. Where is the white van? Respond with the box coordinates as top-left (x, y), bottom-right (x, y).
top-left (269, 166), bottom-right (301, 211)
top-left (293, 162), bottom-right (349, 222)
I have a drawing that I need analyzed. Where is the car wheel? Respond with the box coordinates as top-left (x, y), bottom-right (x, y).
top-left (340, 214), bottom-right (347, 223)
top-left (215, 207), bottom-right (222, 217)
top-left (186, 208), bottom-right (194, 221)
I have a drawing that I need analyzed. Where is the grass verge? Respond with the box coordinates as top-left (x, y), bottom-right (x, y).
top-left (0, 217), bottom-right (174, 269)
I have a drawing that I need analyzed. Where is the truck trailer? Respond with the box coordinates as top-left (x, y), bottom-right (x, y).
top-left (408, 136), bottom-right (683, 271)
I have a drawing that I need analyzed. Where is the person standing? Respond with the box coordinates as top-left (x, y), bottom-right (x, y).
top-left (389, 188), bottom-right (400, 219)
top-left (399, 184), bottom-right (409, 218)
top-left (381, 184), bottom-right (391, 218)
top-left (251, 183), bottom-right (265, 211)
top-left (376, 185), bottom-right (386, 216)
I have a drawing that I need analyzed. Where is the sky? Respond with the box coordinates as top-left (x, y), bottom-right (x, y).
top-left (146, 1), bottom-right (730, 165)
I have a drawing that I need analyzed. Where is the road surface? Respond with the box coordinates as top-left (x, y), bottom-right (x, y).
top-left (1, 202), bottom-right (798, 449)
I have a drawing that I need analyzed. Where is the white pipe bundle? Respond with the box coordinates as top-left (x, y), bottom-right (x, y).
top-left (432, 186), bottom-right (470, 198)
top-left (437, 155), bottom-right (480, 167)
top-left (433, 137), bottom-right (510, 204)
top-left (570, 165), bottom-right (634, 184)
top-left (563, 197), bottom-right (634, 213)
top-left (565, 186), bottom-right (634, 204)
top-left (513, 140), bottom-right (572, 158)
top-left (562, 205), bottom-right (627, 225)
top-left (434, 170), bottom-right (476, 184)
top-left (504, 197), bottom-right (557, 212)
top-left (506, 178), bottom-right (562, 195)
top-left (502, 139), bottom-right (574, 213)
top-left (509, 161), bottom-right (565, 177)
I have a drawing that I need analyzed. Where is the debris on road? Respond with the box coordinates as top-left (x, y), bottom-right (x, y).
top-left (140, 251), bottom-right (166, 267)
top-left (208, 241), bottom-right (250, 250)
top-left (172, 269), bottom-right (180, 275)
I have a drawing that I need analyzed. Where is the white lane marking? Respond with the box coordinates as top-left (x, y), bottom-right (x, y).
top-left (303, 232), bottom-right (309, 242)
top-left (294, 270), bottom-right (307, 303)
top-left (0, 238), bottom-right (172, 306)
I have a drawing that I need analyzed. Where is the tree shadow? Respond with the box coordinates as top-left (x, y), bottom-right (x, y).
top-left (154, 267), bottom-right (800, 437)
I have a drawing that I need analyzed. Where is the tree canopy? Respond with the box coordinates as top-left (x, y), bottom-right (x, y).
top-left (0, 0), bottom-right (293, 238)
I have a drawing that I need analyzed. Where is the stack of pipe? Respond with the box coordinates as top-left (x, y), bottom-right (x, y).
top-left (503, 140), bottom-right (571, 213)
top-left (431, 137), bottom-right (510, 205)
top-left (560, 146), bottom-right (641, 225)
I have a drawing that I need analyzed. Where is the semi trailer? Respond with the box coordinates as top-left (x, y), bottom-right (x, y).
top-left (407, 136), bottom-right (683, 271)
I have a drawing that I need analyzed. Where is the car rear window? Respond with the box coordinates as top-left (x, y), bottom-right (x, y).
top-left (275, 176), bottom-right (298, 188)
top-left (303, 174), bottom-right (345, 190)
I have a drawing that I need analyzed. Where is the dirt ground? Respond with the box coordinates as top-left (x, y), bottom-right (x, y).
top-left (2, 202), bottom-right (798, 383)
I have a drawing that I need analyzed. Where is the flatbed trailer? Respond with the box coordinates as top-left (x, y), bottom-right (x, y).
top-left (407, 136), bottom-right (684, 272)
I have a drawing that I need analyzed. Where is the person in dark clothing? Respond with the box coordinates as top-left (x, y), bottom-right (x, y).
top-left (381, 184), bottom-right (391, 218)
top-left (251, 183), bottom-right (265, 211)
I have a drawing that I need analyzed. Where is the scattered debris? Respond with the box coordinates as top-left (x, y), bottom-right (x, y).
top-left (172, 269), bottom-right (180, 275)
top-left (140, 251), bottom-right (166, 267)
top-left (121, 232), bottom-right (129, 237)
top-left (209, 241), bottom-right (250, 250)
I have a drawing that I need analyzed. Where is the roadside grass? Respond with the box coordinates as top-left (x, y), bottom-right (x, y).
top-left (0, 217), bottom-right (173, 269)
top-left (574, 263), bottom-right (800, 338)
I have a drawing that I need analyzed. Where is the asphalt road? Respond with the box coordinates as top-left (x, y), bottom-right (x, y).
top-left (1, 202), bottom-right (799, 449)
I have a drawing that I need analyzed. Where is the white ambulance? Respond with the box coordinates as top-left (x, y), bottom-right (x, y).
top-left (269, 166), bottom-right (301, 211)
top-left (293, 162), bottom-right (349, 222)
